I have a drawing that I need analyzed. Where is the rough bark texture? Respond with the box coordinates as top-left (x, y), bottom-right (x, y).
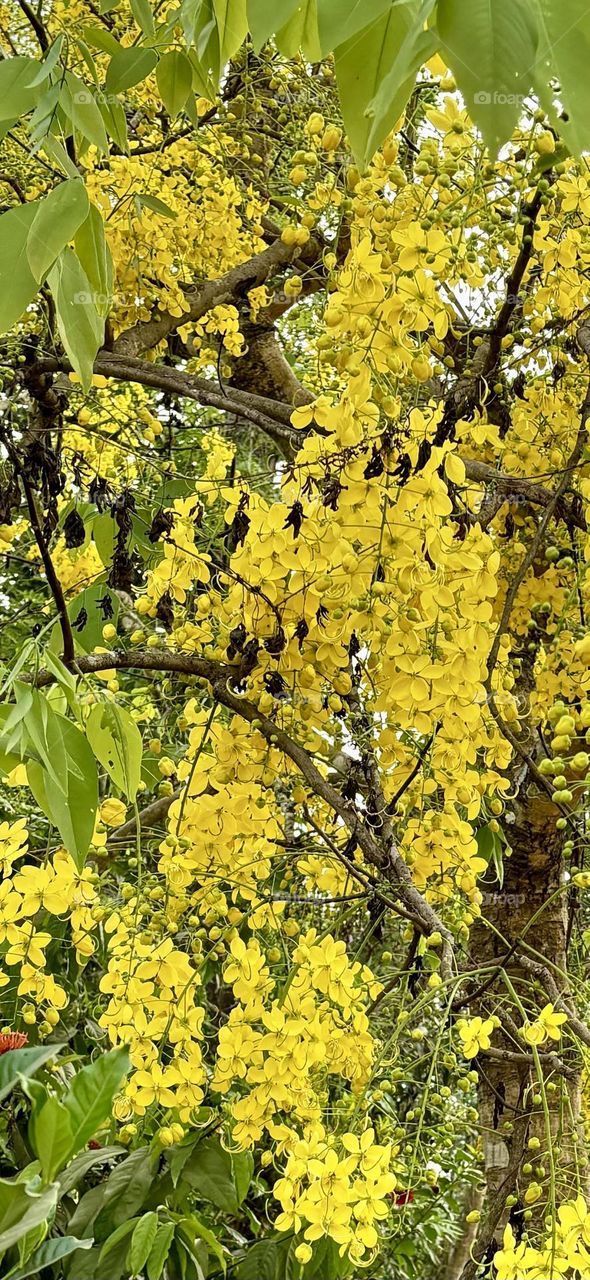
top-left (461, 787), bottom-right (586, 1276)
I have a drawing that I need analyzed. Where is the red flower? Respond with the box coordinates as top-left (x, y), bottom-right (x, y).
top-left (392, 1190), bottom-right (414, 1207)
top-left (88, 1140), bottom-right (102, 1150)
top-left (0, 1032), bottom-right (28, 1055)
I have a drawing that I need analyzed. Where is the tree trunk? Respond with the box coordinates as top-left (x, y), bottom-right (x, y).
top-left (461, 787), bottom-right (586, 1276)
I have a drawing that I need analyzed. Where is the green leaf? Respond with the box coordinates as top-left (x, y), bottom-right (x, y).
top-left (184, 1214), bottom-right (227, 1274)
top-left (317, 0), bottom-right (393, 55)
top-left (135, 191), bottom-right (178, 219)
top-left (247, 0), bottom-right (301, 49)
top-left (98, 1218), bottom-right (136, 1267)
top-left (4, 1235), bottom-right (92, 1280)
top-left (335, 1), bottom-right (427, 167)
top-left (362, 3), bottom-right (437, 165)
top-left (128, 1212), bottom-right (159, 1274)
top-left (26, 713), bottom-right (98, 869)
top-left (29, 1094), bottom-right (74, 1182)
top-left (147, 1222), bottom-right (175, 1280)
top-left (63, 73), bottom-right (109, 152)
top-left (232, 1149), bottom-right (253, 1207)
top-left (26, 180), bottom-right (89, 284)
top-left (94, 1148), bottom-right (155, 1230)
top-left (436, 0), bottom-right (538, 154)
top-left (235, 1239), bottom-right (291, 1280)
top-left (62, 1048), bottom-right (130, 1160)
top-left (0, 1176), bottom-right (58, 1253)
top-left (66, 582), bottom-right (120, 653)
top-left (105, 47), bottom-right (158, 94)
top-left (81, 24), bottom-right (122, 55)
top-left (213, 0), bottom-right (248, 62)
top-left (100, 96), bottom-right (129, 151)
top-left (21, 689), bottom-right (68, 790)
top-left (532, 0), bottom-right (590, 155)
top-left (0, 57), bottom-right (39, 120)
top-left (58, 1146), bottom-right (125, 1197)
top-left (182, 1138), bottom-right (243, 1214)
top-left (86, 702), bottom-right (143, 801)
top-left (0, 202), bottom-right (41, 336)
top-left (47, 246), bottom-right (104, 390)
top-left (182, 0), bottom-right (221, 92)
top-left (131, 0), bottom-right (156, 36)
top-left (0, 1045), bottom-right (57, 1105)
top-left (92, 512), bottom-right (117, 566)
top-left (276, 0), bottom-right (321, 59)
top-left (29, 36), bottom-right (64, 86)
top-left (156, 50), bottom-right (193, 117)
top-left (74, 203), bottom-right (113, 319)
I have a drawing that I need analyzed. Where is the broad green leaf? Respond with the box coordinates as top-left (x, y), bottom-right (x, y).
top-left (235, 1238), bottom-right (291, 1280)
top-left (105, 47), bottom-right (158, 94)
top-left (57, 1152), bottom-right (124, 1198)
top-left (27, 713), bottom-right (98, 869)
top-left (532, 0), bottom-right (590, 155)
top-left (81, 24), bottom-right (122, 55)
top-left (128, 1212), bottom-right (159, 1274)
top-left (0, 57), bottom-right (39, 120)
top-left (66, 581), bottom-right (120, 654)
top-left (27, 181), bottom-right (89, 284)
top-left (4, 1235), bottom-right (92, 1280)
top-left (86, 702), bottom-right (143, 801)
top-left (317, 0), bottom-right (393, 55)
top-left (98, 1218), bottom-right (136, 1267)
top-left (156, 50), bottom-right (193, 117)
top-left (147, 1222), bottom-right (175, 1280)
top-left (74, 203), bottom-right (113, 319)
top-left (213, 0), bottom-right (248, 62)
top-left (92, 512), bottom-right (117, 566)
top-left (276, 0), bottom-right (321, 59)
top-left (437, 0), bottom-right (538, 154)
top-left (232, 1149), bottom-right (253, 1207)
top-left (21, 689), bottom-right (69, 790)
top-left (0, 1176), bottom-right (58, 1252)
top-left (363, 3), bottom-right (437, 164)
top-left (182, 1138), bottom-right (243, 1214)
top-left (247, 0), bottom-right (301, 49)
top-left (47, 247), bottom-right (104, 390)
top-left (58, 1146), bottom-right (125, 1197)
top-left (63, 73), bottom-right (109, 153)
top-left (335, 1), bottom-right (426, 166)
top-left (0, 202), bottom-right (40, 335)
top-left (0, 1045), bottom-right (57, 1105)
top-left (94, 1147), bottom-right (155, 1230)
top-left (182, 0), bottom-right (221, 92)
top-left (29, 1095), bottom-right (74, 1181)
top-left (62, 1049), bottom-right (130, 1160)
top-left (131, 0), bottom-right (156, 35)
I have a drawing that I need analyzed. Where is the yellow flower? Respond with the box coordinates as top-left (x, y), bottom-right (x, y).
top-left (522, 1003), bottom-right (567, 1045)
top-left (457, 1016), bottom-right (494, 1059)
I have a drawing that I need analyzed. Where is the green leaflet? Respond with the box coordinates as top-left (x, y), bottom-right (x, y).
top-left (0, 203), bottom-right (41, 336)
top-left (86, 702), bottom-right (143, 801)
top-left (156, 50), bottom-right (194, 117)
top-left (47, 247), bottom-right (104, 390)
top-left (27, 181), bottom-right (89, 284)
top-left (437, 0), bottom-right (538, 154)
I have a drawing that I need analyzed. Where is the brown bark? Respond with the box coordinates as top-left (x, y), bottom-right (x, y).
top-left (461, 788), bottom-right (586, 1276)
